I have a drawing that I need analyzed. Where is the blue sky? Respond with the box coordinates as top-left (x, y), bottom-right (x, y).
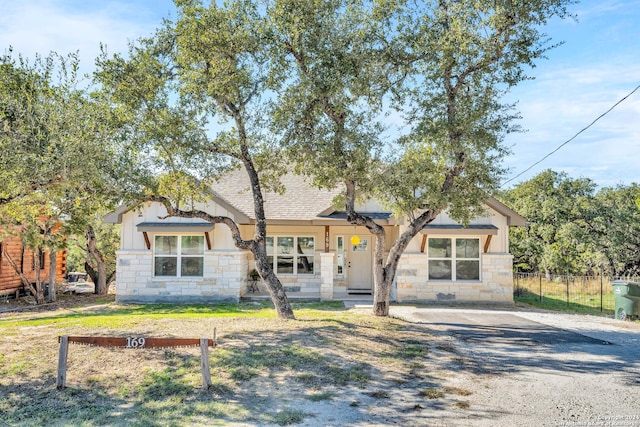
top-left (1, 0), bottom-right (638, 189)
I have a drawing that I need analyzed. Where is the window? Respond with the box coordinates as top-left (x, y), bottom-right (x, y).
top-left (266, 236), bottom-right (315, 275)
top-left (33, 248), bottom-right (46, 271)
top-left (428, 238), bottom-right (480, 281)
top-left (154, 235), bottom-right (204, 277)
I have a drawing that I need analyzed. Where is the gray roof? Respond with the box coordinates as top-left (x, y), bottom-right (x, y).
top-left (105, 168), bottom-right (525, 227)
top-left (212, 169), bottom-right (343, 222)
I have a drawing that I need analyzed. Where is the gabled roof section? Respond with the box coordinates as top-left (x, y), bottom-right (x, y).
top-left (486, 197), bottom-right (526, 226)
top-left (104, 168), bottom-right (524, 227)
top-left (103, 204), bottom-right (132, 224)
top-left (211, 169), bottom-right (343, 222)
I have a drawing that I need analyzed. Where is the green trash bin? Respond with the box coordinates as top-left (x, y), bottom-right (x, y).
top-left (611, 280), bottom-right (640, 320)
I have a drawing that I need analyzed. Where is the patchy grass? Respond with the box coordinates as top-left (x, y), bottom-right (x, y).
top-left (369, 390), bottom-right (390, 399)
top-left (270, 408), bottom-right (307, 425)
top-left (306, 391), bottom-right (335, 401)
top-left (0, 301), bottom-right (278, 330)
top-left (420, 387), bottom-right (445, 399)
top-left (444, 386), bottom-right (473, 396)
top-left (0, 299), bottom-right (474, 426)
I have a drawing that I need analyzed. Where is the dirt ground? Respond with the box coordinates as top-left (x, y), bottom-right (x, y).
top-left (1, 296), bottom-right (639, 426)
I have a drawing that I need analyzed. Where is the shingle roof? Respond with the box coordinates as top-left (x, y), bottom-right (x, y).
top-left (211, 169), bottom-right (342, 221)
top-left (105, 168), bottom-right (524, 227)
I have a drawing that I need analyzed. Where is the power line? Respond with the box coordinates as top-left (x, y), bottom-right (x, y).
top-left (501, 83), bottom-right (640, 187)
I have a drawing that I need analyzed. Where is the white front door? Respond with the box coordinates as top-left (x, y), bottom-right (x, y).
top-left (347, 236), bottom-right (372, 292)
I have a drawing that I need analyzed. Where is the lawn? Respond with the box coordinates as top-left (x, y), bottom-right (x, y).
top-left (0, 297), bottom-right (472, 426)
top-left (514, 274), bottom-right (616, 316)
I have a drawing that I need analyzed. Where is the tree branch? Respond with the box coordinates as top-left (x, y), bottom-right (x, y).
top-left (147, 195), bottom-right (253, 251)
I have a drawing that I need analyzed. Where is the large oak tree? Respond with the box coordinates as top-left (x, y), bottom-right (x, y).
top-left (271, 0), bottom-right (576, 315)
top-left (95, 0), bottom-right (297, 319)
top-left (96, 0), bottom-right (575, 317)
top-left (1, 51), bottom-right (123, 302)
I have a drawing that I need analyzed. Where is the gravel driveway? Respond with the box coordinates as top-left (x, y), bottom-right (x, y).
top-left (389, 305), bottom-right (640, 427)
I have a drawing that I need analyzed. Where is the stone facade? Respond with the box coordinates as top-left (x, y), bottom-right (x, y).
top-left (395, 252), bottom-right (514, 304)
top-left (320, 252), bottom-right (334, 301)
top-left (115, 250), bottom-right (248, 303)
top-left (115, 248), bottom-right (514, 304)
top-left (109, 195), bottom-right (522, 305)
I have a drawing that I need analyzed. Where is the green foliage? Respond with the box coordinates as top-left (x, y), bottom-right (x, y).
top-left (503, 170), bottom-right (640, 277)
top-left (94, 0), bottom-right (286, 205)
top-left (267, 0), bottom-right (576, 312)
top-left (0, 50), bottom-right (127, 301)
top-left (503, 170), bottom-right (600, 274)
top-left (66, 221), bottom-right (119, 274)
top-left (593, 184), bottom-right (640, 276)
top-left (94, 0), bottom-right (576, 316)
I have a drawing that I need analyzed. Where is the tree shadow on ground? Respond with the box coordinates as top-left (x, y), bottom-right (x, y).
top-left (402, 309), bottom-right (640, 378)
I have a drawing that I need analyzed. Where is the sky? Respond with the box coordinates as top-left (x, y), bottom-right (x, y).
top-left (1, 0), bottom-right (639, 189)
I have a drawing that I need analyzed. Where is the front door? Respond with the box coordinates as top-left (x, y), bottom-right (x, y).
top-left (347, 236), bottom-right (372, 293)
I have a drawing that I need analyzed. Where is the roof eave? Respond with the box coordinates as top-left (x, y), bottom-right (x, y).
top-left (486, 196), bottom-right (527, 227)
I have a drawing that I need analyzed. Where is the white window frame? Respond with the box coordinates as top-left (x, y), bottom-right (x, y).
top-left (266, 236), bottom-right (315, 275)
top-left (153, 234), bottom-right (205, 278)
top-left (427, 237), bottom-right (481, 281)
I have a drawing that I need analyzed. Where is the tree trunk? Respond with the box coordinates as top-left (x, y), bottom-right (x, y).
top-left (85, 261), bottom-right (98, 287)
top-left (372, 228), bottom-right (391, 316)
top-left (243, 160), bottom-right (296, 319)
top-left (263, 273), bottom-right (295, 319)
top-left (1, 247), bottom-right (39, 301)
top-left (34, 247), bottom-right (45, 305)
top-left (85, 225), bottom-right (108, 295)
top-left (254, 250), bottom-right (295, 320)
top-left (343, 180), bottom-right (441, 317)
top-left (373, 278), bottom-right (394, 316)
top-left (48, 250), bottom-right (57, 303)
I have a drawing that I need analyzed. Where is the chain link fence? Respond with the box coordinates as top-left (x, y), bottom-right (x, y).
top-left (513, 272), bottom-right (639, 315)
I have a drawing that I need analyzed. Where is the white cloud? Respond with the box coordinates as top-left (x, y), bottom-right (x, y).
top-left (0, 0), bottom-right (174, 73)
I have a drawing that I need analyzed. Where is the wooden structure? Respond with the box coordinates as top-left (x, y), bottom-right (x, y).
top-left (57, 332), bottom-right (218, 391)
top-left (0, 233), bottom-right (67, 297)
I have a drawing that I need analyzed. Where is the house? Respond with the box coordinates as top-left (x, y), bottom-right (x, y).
top-left (105, 170), bottom-right (525, 304)
top-left (0, 233), bottom-right (67, 297)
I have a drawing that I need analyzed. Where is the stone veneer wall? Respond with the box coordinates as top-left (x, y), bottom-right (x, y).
top-left (320, 252), bottom-right (334, 301)
top-left (395, 253), bottom-right (514, 303)
top-left (115, 250), bottom-right (248, 303)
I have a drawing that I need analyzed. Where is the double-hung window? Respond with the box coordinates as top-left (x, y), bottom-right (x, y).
top-left (154, 235), bottom-right (204, 277)
top-left (428, 238), bottom-right (480, 281)
top-left (266, 236), bottom-right (315, 275)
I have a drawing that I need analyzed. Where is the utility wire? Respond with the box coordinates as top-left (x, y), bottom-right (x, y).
top-left (501, 83), bottom-right (640, 187)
